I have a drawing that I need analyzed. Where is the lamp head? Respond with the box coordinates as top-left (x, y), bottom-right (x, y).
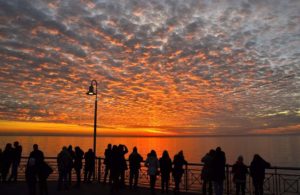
top-left (86, 85), bottom-right (96, 95)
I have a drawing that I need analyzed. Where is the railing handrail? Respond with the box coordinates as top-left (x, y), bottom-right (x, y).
top-left (16, 156), bottom-right (300, 195)
top-left (21, 156), bottom-right (300, 171)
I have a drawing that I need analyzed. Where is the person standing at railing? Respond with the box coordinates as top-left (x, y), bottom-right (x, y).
top-left (201, 149), bottom-right (215, 195)
top-left (57, 146), bottom-right (72, 190)
top-left (145, 150), bottom-right (160, 195)
top-left (0, 148), bottom-right (3, 183)
top-left (1, 143), bottom-right (13, 182)
top-left (159, 150), bottom-right (172, 194)
top-left (74, 146), bottom-right (84, 188)
top-left (84, 148), bottom-right (95, 183)
top-left (118, 144), bottom-right (128, 188)
top-left (232, 155), bottom-right (248, 195)
top-left (8, 141), bottom-right (22, 182)
top-left (26, 153), bottom-right (37, 195)
top-left (250, 154), bottom-right (271, 195)
top-left (103, 144), bottom-right (112, 185)
top-left (128, 146), bottom-right (143, 189)
top-left (172, 150), bottom-right (187, 194)
top-left (212, 147), bottom-right (226, 195)
top-left (28, 144), bottom-right (47, 195)
top-left (67, 145), bottom-right (75, 186)
top-left (39, 159), bottom-right (53, 195)
top-left (110, 145), bottom-right (121, 192)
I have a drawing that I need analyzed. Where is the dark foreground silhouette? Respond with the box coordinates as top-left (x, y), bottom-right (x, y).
top-left (1, 142), bottom-right (272, 195)
top-left (0, 181), bottom-right (197, 195)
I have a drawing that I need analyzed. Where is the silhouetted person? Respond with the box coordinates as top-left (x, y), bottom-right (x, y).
top-left (8, 141), bottom-right (22, 182)
top-left (103, 144), bottom-right (112, 184)
top-left (67, 145), bottom-right (75, 186)
top-left (0, 148), bottom-right (3, 183)
top-left (110, 145), bottom-right (121, 192)
top-left (57, 146), bottom-right (72, 190)
top-left (2, 143), bottom-right (13, 182)
top-left (145, 150), bottom-right (159, 195)
top-left (159, 150), bottom-right (172, 194)
top-left (250, 154), bottom-right (271, 195)
top-left (26, 154), bottom-right (37, 195)
top-left (38, 160), bottom-right (52, 195)
top-left (118, 144), bottom-right (128, 188)
top-left (201, 150), bottom-right (215, 195)
top-left (212, 147), bottom-right (226, 195)
top-left (129, 146), bottom-right (143, 189)
top-left (29, 144), bottom-right (46, 195)
top-left (172, 150), bottom-right (187, 194)
top-left (84, 149), bottom-right (95, 183)
top-left (74, 146), bottom-right (84, 188)
top-left (232, 156), bottom-right (248, 195)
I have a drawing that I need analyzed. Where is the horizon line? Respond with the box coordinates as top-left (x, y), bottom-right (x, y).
top-left (1, 132), bottom-right (300, 138)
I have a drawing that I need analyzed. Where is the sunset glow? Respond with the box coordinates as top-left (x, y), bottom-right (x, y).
top-left (0, 0), bottom-right (299, 136)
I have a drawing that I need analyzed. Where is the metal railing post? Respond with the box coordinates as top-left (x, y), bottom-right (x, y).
top-left (98, 158), bottom-right (101, 183)
top-left (248, 174), bottom-right (252, 195)
top-left (185, 164), bottom-right (188, 191)
top-left (274, 167), bottom-right (278, 195)
top-left (226, 164), bottom-right (230, 195)
top-left (93, 156), bottom-right (96, 181)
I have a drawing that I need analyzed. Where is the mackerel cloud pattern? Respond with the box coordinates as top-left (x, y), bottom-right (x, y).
top-left (0, 0), bottom-right (299, 134)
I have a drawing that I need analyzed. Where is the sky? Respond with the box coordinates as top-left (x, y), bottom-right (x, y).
top-left (0, 0), bottom-right (299, 136)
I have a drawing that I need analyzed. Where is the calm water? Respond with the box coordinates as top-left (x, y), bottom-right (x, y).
top-left (0, 135), bottom-right (300, 167)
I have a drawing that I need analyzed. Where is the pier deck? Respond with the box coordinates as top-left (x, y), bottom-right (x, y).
top-left (0, 181), bottom-right (197, 195)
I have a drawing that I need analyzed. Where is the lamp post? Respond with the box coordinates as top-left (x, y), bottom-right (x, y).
top-left (86, 80), bottom-right (98, 158)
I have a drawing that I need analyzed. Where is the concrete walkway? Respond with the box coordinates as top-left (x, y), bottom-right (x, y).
top-left (0, 181), bottom-right (199, 195)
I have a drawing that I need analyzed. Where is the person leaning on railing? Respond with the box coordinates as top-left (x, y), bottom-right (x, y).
top-left (250, 154), bottom-right (271, 195)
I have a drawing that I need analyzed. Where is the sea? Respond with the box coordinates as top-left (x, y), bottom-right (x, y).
top-left (0, 135), bottom-right (300, 167)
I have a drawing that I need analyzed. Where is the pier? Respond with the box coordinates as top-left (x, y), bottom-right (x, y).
top-left (2, 157), bottom-right (299, 195)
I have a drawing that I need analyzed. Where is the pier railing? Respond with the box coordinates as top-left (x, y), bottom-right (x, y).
top-left (17, 157), bottom-right (300, 195)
